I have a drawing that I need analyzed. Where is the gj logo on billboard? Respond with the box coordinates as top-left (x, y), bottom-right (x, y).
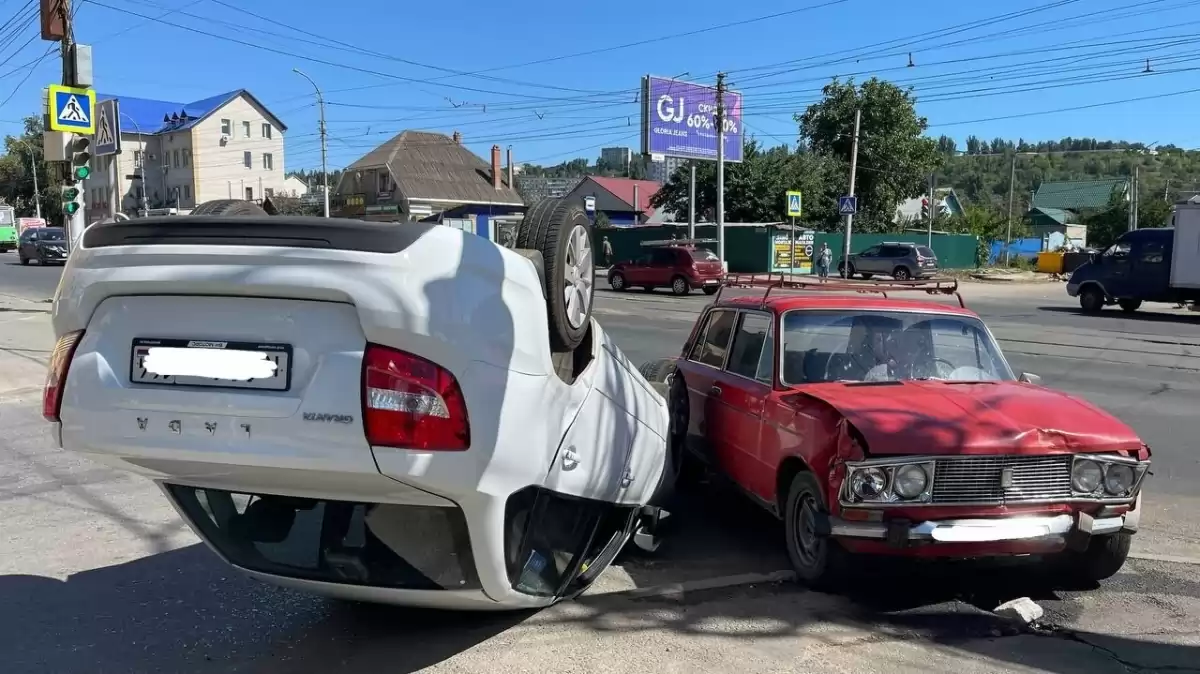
top-left (641, 76), bottom-right (743, 163)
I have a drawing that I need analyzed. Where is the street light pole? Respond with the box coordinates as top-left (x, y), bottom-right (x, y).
top-left (121, 111), bottom-right (149, 217)
top-left (1005, 154), bottom-right (1016, 266)
top-left (293, 68), bottom-right (330, 218)
top-left (29, 150), bottom-right (41, 219)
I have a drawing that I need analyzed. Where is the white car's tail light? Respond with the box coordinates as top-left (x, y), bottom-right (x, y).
top-left (361, 344), bottom-right (470, 451)
top-left (43, 330), bottom-right (84, 422)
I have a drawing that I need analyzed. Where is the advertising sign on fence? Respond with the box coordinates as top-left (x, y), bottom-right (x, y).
top-left (771, 231), bottom-right (815, 274)
top-left (641, 76), bottom-right (743, 163)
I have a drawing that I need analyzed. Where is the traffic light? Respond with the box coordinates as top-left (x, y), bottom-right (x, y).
top-left (66, 134), bottom-right (91, 184)
top-left (62, 184), bottom-right (83, 216)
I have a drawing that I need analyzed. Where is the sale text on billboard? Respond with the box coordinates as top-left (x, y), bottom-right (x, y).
top-left (641, 76), bottom-right (743, 163)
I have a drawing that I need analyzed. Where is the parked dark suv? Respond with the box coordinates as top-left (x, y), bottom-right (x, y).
top-left (838, 242), bottom-right (938, 280)
top-left (608, 241), bottom-right (725, 295)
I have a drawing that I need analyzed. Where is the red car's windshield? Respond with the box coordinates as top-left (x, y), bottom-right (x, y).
top-left (779, 310), bottom-right (1013, 385)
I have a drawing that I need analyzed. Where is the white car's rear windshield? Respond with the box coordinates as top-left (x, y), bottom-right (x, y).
top-left (779, 310), bottom-right (1012, 385)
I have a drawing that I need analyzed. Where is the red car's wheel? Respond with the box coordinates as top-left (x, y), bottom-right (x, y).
top-left (784, 471), bottom-right (850, 588)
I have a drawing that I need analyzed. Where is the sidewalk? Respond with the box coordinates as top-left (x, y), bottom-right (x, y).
top-left (0, 295), bottom-right (52, 401)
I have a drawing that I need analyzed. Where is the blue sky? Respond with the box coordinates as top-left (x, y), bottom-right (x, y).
top-left (3, 0), bottom-right (1199, 171)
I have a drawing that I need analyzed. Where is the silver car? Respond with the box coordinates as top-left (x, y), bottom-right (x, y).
top-left (838, 242), bottom-right (938, 280)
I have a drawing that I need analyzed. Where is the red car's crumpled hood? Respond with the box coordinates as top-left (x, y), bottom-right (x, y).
top-left (799, 380), bottom-right (1141, 455)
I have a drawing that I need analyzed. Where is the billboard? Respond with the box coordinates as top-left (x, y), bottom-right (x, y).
top-left (641, 76), bottom-right (743, 163)
top-left (771, 231), bottom-right (815, 274)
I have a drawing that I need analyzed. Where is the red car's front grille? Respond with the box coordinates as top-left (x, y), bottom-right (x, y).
top-left (932, 455), bottom-right (1074, 504)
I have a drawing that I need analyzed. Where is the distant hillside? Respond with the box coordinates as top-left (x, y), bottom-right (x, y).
top-left (936, 135), bottom-right (1200, 210)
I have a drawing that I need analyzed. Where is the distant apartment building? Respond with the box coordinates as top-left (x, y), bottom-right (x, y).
top-left (85, 89), bottom-right (287, 219)
top-left (517, 175), bottom-right (584, 204)
top-left (600, 146), bottom-right (632, 169)
top-left (648, 155), bottom-right (688, 184)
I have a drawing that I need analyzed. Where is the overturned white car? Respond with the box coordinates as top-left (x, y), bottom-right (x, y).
top-left (46, 198), bottom-right (671, 610)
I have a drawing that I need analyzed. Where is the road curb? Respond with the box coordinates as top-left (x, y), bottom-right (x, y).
top-left (1130, 552), bottom-right (1200, 566)
top-left (581, 570), bottom-right (796, 602)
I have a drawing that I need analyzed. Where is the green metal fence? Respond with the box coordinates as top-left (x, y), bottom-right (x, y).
top-left (593, 226), bottom-right (979, 272)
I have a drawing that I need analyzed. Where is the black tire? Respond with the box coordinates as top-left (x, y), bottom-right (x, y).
top-left (190, 199), bottom-right (269, 216)
top-left (670, 275), bottom-right (690, 296)
top-left (19, 255), bottom-right (28, 266)
top-left (609, 271), bottom-right (627, 291)
top-left (516, 198), bottom-right (594, 352)
top-left (1118, 299), bottom-right (1142, 313)
top-left (1080, 286), bottom-right (1105, 313)
top-left (892, 266), bottom-right (912, 281)
top-left (784, 472), bottom-right (850, 589)
top-left (838, 262), bottom-right (853, 278)
top-left (703, 286), bottom-right (719, 296)
top-left (1057, 533), bottom-right (1132, 582)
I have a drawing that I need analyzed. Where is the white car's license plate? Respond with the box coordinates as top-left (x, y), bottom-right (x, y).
top-left (130, 338), bottom-right (292, 391)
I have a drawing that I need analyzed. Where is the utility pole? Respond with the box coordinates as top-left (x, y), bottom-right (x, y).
top-left (29, 151), bottom-right (42, 219)
top-left (927, 172), bottom-right (936, 247)
top-left (293, 68), bottom-right (330, 218)
top-left (1004, 154), bottom-right (1016, 266)
top-left (841, 108), bottom-right (861, 278)
top-left (715, 72), bottom-right (727, 270)
top-left (687, 161), bottom-right (696, 240)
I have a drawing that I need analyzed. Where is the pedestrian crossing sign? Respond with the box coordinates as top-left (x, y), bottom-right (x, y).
top-left (47, 84), bottom-right (95, 134)
top-left (786, 190), bottom-right (803, 217)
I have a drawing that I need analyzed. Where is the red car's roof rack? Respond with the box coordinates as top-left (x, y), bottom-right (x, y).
top-left (714, 273), bottom-right (964, 309)
top-left (639, 237), bottom-right (719, 248)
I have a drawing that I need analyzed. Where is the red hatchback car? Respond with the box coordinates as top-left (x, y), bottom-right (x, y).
top-left (641, 276), bottom-right (1151, 587)
top-left (608, 240), bottom-right (725, 296)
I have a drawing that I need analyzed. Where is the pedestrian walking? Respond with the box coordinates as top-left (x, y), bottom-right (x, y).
top-left (817, 242), bottom-right (833, 281)
top-left (602, 236), bottom-right (613, 268)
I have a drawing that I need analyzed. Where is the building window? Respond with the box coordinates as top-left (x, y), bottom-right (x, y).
top-left (242, 121), bottom-right (251, 138)
top-left (172, 150), bottom-right (180, 168)
top-left (245, 187), bottom-right (253, 200)
top-left (183, 185), bottom-right (191, 201)
top-left (243, 151), bottom-right (252, 168)
top-left (262, 153), bottom-right (273, 170)
top-left (182, 149), bottom-right (190, 167)
top-left (220, 119), bottom-right (231, 135)
top-left (378, 171), bottom-right (391, 194)
top-left (262, 123), bottom-right (272, 139)
top-left (133, 150), bottom-right (142, 168)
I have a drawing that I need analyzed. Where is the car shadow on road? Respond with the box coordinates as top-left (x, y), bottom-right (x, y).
top-left (1038, 305), bottom-right (1200, 325)
top-left (0, 543), bottom-right (528, 674)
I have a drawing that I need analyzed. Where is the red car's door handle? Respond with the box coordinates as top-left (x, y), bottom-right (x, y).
top-left (710, 385), bottom-right (722, 396)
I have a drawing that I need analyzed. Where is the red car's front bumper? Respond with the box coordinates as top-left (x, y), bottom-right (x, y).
top-left (828, 498), bottom-right (1141, 558)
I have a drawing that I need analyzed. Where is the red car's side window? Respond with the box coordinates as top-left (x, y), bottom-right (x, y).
top-left (725, 313), bottom-right (774, 385)
top-left (689, 310), bottom-right (736, 368)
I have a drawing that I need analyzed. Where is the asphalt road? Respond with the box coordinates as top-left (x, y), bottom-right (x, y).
top-left (0, 252), bottom-right (62, 302)
top-left (2, 264), bottom-right (1199, 673)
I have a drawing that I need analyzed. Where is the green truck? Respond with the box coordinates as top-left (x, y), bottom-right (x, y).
top-left (0, 206), bottom-right (15, 253)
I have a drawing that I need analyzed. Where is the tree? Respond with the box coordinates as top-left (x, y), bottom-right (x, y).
top-left (1083, 191), bottom-right (1173, 250)
top-left (593, 211), bottom-right (612, 228)
top-left (796, 78), bottom-right (941, 233)
top-left (650, 139), bottom-right (842, 228)
top-left (0, 116), bottom-right (64, 224)
top-left (947, 204), bottom-right (1008, 267)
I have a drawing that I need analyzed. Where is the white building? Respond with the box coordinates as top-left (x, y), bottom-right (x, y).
top-left (283, 175), bottom-right (309, 198)
top-left (84, 89), bottom-right (287, 220)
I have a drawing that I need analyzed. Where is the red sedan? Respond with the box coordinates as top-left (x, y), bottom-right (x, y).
top-left (641, 276), bottom-right (1151, 587)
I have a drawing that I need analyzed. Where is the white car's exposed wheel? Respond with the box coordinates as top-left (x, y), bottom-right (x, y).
top-left (517, 199), bottom-right (595, 352)
top-left (190, 199), bottom-right (269, 216)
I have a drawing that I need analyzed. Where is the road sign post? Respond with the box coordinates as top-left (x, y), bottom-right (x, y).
top-left (48, 84), bottom-right (95, 134)
top-left (786, 190), bottom-right (802, 277)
